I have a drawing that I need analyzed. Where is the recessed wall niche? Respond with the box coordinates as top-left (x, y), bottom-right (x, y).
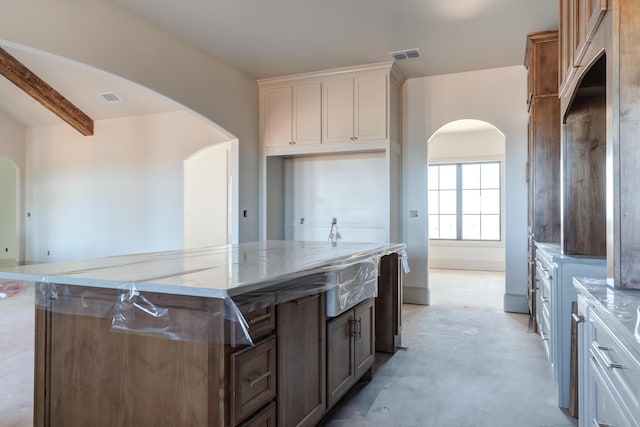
top-left (561, 54), bottom-right (606, 256)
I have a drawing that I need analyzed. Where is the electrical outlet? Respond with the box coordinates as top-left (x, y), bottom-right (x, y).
top-left (410, 210), bottom-right (419, 218)
top-left (300, 217), bottom-right (305, 225)
top-left (47, 250), bottom-right (50, 256)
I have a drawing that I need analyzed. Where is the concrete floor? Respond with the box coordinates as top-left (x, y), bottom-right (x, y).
top-left (0, 270), bottom-right (576, 427)
top-left (323, 269), bottom-right (577, 426)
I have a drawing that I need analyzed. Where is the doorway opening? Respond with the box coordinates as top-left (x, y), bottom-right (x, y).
top-left (0, 156), bottom-right (19, 268)
top-left (184, 141), bottom-right (233, 248)
top-left (426, 119), bottom-right (506, 309)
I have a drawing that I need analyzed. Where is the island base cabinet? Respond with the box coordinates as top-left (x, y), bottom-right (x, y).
top-left (276, 294), bottom-right (326, 427)
top-left (35, 287), bottom-right (226, 427)
top-left (326, 298), bottom-right (375, 410)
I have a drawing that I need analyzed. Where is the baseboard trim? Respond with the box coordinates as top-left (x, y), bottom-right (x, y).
top-left (503, 293), bottom-right (528, 314)
top-left (428, 259), bottom-right (505, 272)
top-left (403, 286), bottom-right (429, 305)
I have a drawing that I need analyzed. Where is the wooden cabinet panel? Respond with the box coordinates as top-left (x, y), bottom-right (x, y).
top-left (230, 304), bottom-right (276, 347)
top-left (239, 402), bottom-right (277, 427)
top-left (375, 253), bottom-right (402, 353)
top-left (354, 298), bottom-right (375, 380)
top-left (326, 298), bottom-right (375, 410)
top-left (562, 94), bottom-right (606, 256)
top-left (355, 74), bottom-right (387, 141)
top-left (277, 294), bottom-right (326, 427)
top-left (230, 336), bottom-right (277, 426)
top-left (530, 96), bottom-right (561, 242)
top-left (265, 87), bottom-right (293, 147)
top-left (38, 288), bottom-right (225, 427)
top-left (326, 309), bottom-right (355, 409)
top-left (323, 78), bottom-right (354, 143)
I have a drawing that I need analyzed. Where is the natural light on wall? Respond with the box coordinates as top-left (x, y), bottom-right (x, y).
top-left (430, 0), bottom-right (497, 20)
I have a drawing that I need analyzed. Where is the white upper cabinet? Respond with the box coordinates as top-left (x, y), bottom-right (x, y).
top-left (264, 83), bottom-right (321, 147)
top-left (355, 73), bottom-right (387, 142)
top-left (323, 74), bottom-right (387, 144)
top-left (264, 86), bottom-right (293, 147)
top-left (293, 83), bottom-right (321, 146)
top-left (323, 78), bottom-right (355, 143)
top-left (259, 62), bottom-right (403, 155)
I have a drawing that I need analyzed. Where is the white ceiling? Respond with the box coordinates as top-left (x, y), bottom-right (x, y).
top-left (109, 0), bottom-right (558, 79)
top-left (0, 0), bottom-right (558, 128)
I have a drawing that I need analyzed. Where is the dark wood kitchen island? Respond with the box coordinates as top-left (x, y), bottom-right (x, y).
top-left (0, 241), bottom-right (406, 427)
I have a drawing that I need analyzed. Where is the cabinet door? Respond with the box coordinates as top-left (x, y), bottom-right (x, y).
top-left (265, 86), bottom-right (293, 147)
top-left (292, 83), bottom-right (321, 146)
top-left (355, 74), bottom-right (387, 142)
top-left (354, 299), bottom-right (375, 379)
top-left (326, 310), bottom-right (355, 408)
top-left (277, 294), bottom-right (326, 427)
top-left (323, 78), bottom-right (354, 143)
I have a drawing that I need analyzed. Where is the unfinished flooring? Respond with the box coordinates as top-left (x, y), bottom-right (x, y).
top-left (0, 270), bottom-right (576, 427)
top-left (323, 269), bottom-right (577, 427)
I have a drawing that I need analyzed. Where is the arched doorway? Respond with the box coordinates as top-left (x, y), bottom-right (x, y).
top-left (0, 156), bottom-right (19, 267)
top-left (184, 141), bottom-right (233, 248)
top-left (427, 119), bottom-right (506, 309)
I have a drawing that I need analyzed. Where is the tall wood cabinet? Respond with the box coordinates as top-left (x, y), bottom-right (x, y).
top-left (558, 0), bottom-right (640, 289)
top-left (524, 31), bottom-right (561, 329)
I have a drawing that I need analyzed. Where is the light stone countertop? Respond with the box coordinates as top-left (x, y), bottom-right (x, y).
top-left (574, 277), bottom-right (640, 346)
top-left (0, 241), bottom-right (406, 299)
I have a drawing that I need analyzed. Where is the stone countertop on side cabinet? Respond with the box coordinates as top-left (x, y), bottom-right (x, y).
top-left (535, 242), bottom-right (607, 266)
top-left (574, 277), bottom-right (640, 347)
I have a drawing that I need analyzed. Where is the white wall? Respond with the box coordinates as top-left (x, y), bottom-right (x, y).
top-left (25, 111), bottom-right (230, 262)
top-left (428, 128), bottom-right (506, 271)
top-left (0, 0), bottom-right (259, 242)
top-left (0, 157), bottom-right (18, 266)
top-left (283, 153), bottom-right (388, 243)
top-left (0, 112), bottom-right (25, 263)
top-left (403, 66), bottom-right (529, 312)
top-left (184, 142), bottom-right (231, 248)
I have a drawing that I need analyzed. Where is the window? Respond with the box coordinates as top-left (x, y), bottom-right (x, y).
top-left (428, 161), bottom-right (501, 241)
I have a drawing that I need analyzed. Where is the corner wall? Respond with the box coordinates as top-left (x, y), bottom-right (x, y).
top-left (403, 66), bottom-right (529, 312)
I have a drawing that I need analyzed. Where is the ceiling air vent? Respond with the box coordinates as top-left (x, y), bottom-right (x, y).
top-left (100, 92), bottom-right (122, 103)
top-left (388, 48), bottom-right (423, 61)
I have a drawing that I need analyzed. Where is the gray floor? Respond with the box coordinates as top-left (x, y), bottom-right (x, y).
top-left (0, 270), bottom-right (577, 427)
top-left (323, 269), bottom-right (577, 427)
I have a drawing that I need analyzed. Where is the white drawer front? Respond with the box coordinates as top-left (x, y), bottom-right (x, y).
top-left (590, 310), bottom-right (640, 422)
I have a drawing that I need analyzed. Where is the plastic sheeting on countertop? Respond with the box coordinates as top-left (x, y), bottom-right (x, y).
top-left (0, 241), bottom-right (408, 345)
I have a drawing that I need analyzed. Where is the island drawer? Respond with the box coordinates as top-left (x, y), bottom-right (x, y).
top-left (238, 401), bottom-right (276, 427)
top-left (230, 335), bottom-right (277, 425)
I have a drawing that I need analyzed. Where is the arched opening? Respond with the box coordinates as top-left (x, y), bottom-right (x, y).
top-left (184, 141), bottom-right (234, 248)
top-left (0, 156), bottom-right (19, 267)
top-left (427, 119), bottom-right (506, 309)
top-left (0, 42), bottom-right (241, 261)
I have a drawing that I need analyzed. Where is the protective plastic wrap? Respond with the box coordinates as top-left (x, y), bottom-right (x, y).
top-left (1, 241), bottom-right (408, 346)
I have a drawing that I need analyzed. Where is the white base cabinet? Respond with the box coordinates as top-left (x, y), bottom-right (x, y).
top-left (534, 242), bottom-right (606, 409)
top-left (575, 278), bottom-right (640, 427)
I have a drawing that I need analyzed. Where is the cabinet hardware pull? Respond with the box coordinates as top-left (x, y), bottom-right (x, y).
top-left (594, 343), bottom-right (625, 369)
top-left (572, 313), bottom-right (585, 323)
top-left (248, 371), bottom-right (271, 387)
top-left (294, 294), bottom-right (317, 305)
top-left (248, 313), bottom-right (272, 326)
top-left (356, 317), bottom-right (362, 339)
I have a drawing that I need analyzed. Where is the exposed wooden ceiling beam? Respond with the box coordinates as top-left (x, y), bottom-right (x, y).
top-left (0, 47), bottom-right (94, 136)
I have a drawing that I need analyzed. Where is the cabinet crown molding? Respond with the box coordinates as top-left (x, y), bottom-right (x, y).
top-left (257, 61), bottom-right (405, 87)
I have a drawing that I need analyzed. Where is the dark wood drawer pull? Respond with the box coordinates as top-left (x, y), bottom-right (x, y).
top-left (294, 294), bottom-right (317, 305)
top-left (248, 313), bottom-right (272, 326)
top-left (248, 371), bottom-right (271, 387)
